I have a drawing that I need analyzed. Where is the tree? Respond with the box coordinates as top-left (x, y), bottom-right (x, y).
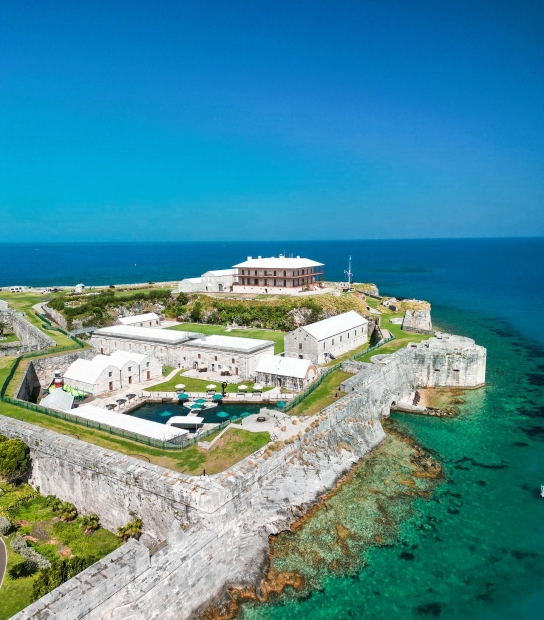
top-left (9, 560), bottom-right (36, 580)
top-left (0, 438), bottom-right (30, 482)
top-left (80, 513), bottom-right (100, 535)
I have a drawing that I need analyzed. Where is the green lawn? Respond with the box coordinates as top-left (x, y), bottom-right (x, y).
top-left (0, 334), bottom-right (19, 343)
top-left (146, 372), bottom-right (272, 393)
top-left (174, 427), bottom-right (270, 475)
top-left (288, 370), bottom-right (353, 417)
top-left (168, 323), bottom-right (285, 354)
top-left (0, 483), bottom-right (121, 620)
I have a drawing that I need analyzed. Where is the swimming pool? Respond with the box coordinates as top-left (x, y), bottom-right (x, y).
top-left (130, 401), bottom-right (263, 426)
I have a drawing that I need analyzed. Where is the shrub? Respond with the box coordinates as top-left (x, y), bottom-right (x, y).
top-left (45, 495), bottom-right (62, 511)
top-left (10, 536), bottom-right (28, 554)
top-left (0, 438), bottom-right (30, 482)
top-left (8, 560), bottom-right (37, 580)
top-left (117, 516), bottom-right (143, 541)
top-left (31, 556), bottom-right (96, 602)
top-left (0, 515), bottom-right (12, 535)
top-left (80, 513), bottom-right (100, 535)
top-left (10, 536), bottom-right (51, 569)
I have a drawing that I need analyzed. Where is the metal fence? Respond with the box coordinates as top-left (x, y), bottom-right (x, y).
top-left (279, 335), bottom-right (395, 413)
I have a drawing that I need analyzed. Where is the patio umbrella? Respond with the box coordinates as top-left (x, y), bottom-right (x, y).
top-left (177, 393), bottom-right (189, 400)
top-left (216, 411), bottom-right (229, 418)
top-left (206, 384), bottom-right (217, 390)
top-left (126, 393), bottom-right (136, 402)
top-left (105, 403), bottom-right (116, 411)
top-left (212, 393), bottom-right (223, 400)
top-left (195, 398), bottom-right (207, 404)
top-left (175, 384), bottom-right (185, 390)
top-left (116, 398), bottom-right (127, 408)
top-left (276, 401), bottom-right (287, 408)
top-left (238, 384), bottom-right (248, 391)
top-left (189, 404), bottom-right (203, 410)
top-left (240, 411), bottom-right (251, 417)
top-left (159, 410), bottom-right (172, 417)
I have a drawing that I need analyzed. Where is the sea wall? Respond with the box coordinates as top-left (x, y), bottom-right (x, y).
top-left (7, 334), bottom-right (486, 620)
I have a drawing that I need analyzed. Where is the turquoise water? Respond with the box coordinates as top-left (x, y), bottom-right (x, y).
top-left (237, 310), bottom-right (544, 619)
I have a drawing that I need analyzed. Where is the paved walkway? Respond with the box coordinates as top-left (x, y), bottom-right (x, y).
top-left (0, 537), bottom-right (6, 591)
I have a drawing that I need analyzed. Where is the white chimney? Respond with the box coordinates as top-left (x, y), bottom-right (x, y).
top-left (247, 256), bottom-right (252, 260)
top-left (258, 256), bottom-right (262, 259)
top-left (296, 255), bottom-right (300, 259)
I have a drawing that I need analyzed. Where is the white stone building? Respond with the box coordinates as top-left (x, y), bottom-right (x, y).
top-left (177, 277), bottom-right (204, 293)
top-left (284, 311), bottom-right (369, 365)
top-left (63, 351), bottom-right (162, 395)
top-left (91, 325), bottom-right (203, 367)
top-left (90, 325), bottom-right (272, 377)
top-left (118, 313), bottom-right (160, 328)
top-left (255, 355), bottom-right (318, 392)
top-left (178, 269), bottom-right (236, 293)
top-left (183, 335), bottom-right (274, 378)
top-left (232, 255), bottom-right (324, 295)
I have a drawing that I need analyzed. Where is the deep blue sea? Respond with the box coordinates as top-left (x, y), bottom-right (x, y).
top-left (2, 238), bottom-right (544, 619)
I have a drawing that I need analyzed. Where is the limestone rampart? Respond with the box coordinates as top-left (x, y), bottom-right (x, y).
top-left (0, 307), bottom-right (55, 357)
top-left (402, 309), bottom-right (433, 334)
top-left (6, 333), bottom-right (486, 620)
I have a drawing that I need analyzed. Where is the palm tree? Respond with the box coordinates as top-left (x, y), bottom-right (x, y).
top-left (80, 513), bottom-right (100, 535)
top-left (58, 501), bottom-right (78, 522)
top-left (117, 516), bottom-right (143, 541)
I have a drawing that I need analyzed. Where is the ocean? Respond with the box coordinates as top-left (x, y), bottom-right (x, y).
top-left (2, 238), bottom-right (544, 619)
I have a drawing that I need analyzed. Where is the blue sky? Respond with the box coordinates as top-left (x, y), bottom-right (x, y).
top-left (1, 0), bottom-right (543, 241)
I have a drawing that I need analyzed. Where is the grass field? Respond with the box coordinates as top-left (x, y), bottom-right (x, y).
top-left (169, 323), bottom-right (285, 354)
top-left (146, 372), bottom-right (272, 393)
top-left (288, 370), bottom-right (353, 417)
top-left (0, 334), bottom-right (19, 343)
top-left (0, 482), bottom-right (120, 620)
top-left (174, 427), bottom-right (269, 475)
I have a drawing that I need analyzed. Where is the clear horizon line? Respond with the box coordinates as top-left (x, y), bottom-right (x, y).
top-left (0, 236), bottom-right (543, 244)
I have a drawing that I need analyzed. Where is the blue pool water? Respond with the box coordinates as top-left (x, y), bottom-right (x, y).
top-left (131, 400), bottom-right (262, 426)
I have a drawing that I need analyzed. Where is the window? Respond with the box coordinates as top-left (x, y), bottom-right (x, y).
top-left (232, 358), bottom-right (235, 363)
top-left (284, 280), bottom-right (286, 286)
top-left (355, 330), bottom-right (357, 335)
top-left (254, 270), bottom-right (257, 275)
top-left (274, 270), bottom-right (276, 276)
top-left (242, 269), bottom-right (245, 275)
top-left (274, 279), bottom-right (276, 286)
top-left (254, 278), bottom-right (258, 285)
top-left (347, 333), bottom-right (350, 339)
top-left (108, 372), bottom-right (112, 377)
top-left (264, 279), bottom-right (268, 286)
top-left (332, 338), bottom-right (335, 345)
top-left (323, 343), bottom-right (326, 349)
top-left (283, 271), bottom-right (286, 276)
top-left (214, 356), bottom-right (217, 361)
top-left (146, 362), bottom-right (149, 367)
top-left (340, 336), bottom-right (342, 342)
top-left (198, 353), bottom-right (201, 359)
top-left (128, 366), bottom-right (132, 371)
top-left (299, 343), bottom-right (302, 350)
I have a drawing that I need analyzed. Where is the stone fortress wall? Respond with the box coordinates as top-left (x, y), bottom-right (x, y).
top-left (401, 309), bottom-right (433, 334)
top-left (14, 349), bottom-right (97, 402)
top-left (0, 303), bottom-right (56, 358)
top-left (4, 334), bottom-right (486, 620)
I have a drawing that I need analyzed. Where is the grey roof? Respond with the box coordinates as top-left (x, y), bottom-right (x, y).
top-left (301, 311), bottom-right (368, 341)
top-left (93, 325), bottom-right (200, 344)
